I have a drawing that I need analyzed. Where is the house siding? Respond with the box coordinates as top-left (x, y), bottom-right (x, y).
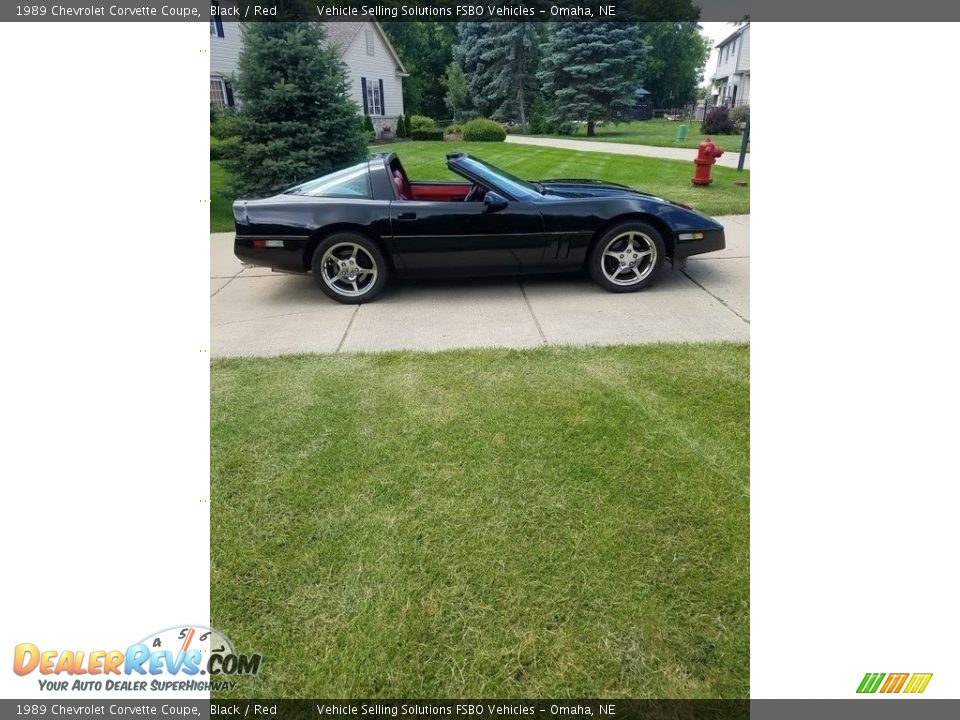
top-left (341, 24), bottom-right (405, 125)
top-left (736, 26), bottom-right (750, 74)
top-left (210, 22), bottom-right (244, 80)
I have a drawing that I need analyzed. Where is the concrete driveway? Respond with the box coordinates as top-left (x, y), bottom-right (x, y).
top-left (211, 216), bottom-right (748, 357)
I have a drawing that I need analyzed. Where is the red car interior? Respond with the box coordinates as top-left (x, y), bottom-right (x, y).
top-left (408, 183), bottom-right (471, 202)
top-left (392, 169), bottom-right (411, 200)
top-left (390, 157), bottom-right (471, 202)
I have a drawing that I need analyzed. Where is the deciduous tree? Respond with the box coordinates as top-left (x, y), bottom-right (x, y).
top-left (637, 23), bottom-right (711, 108)
top-left (443, 62), bottom-right (468, 122)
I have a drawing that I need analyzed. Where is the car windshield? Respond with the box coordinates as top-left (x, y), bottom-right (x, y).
top-left (285, 162), bottom-right (371, 198)
top-left (456, 156), bottom-right (542, 200)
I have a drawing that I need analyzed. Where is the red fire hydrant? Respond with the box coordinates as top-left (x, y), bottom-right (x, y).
top-left (692, 138), bottom-right (724, 185)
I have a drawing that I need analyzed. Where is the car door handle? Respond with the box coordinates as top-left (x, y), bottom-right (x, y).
top-left (397, 212), bottom-right (417, 220)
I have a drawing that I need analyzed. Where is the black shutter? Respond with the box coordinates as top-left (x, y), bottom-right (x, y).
top-left (211, 1), bottom-right (224, 36)
top-left (378, 79), bottom-right (385, 116)
top-left (224, 82), bottom-right (234, 108)
top-left (361, 77), bottom-right (368, 114)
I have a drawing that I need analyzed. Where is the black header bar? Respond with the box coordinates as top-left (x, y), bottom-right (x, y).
top-left (5, 0), bottom-right (960, 22)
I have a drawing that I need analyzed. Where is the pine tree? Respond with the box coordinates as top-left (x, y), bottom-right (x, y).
top-left (453, 22), bottom-right (494, 119)
top-left (454, 22), bottom-right (540, 131)
top-left (538, 23), bottom-right (648, 136)
top-left (227, 22), bottom-right (367, 195)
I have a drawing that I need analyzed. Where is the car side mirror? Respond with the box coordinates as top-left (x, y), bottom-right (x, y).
top-left (484, 191), bottom-right (509, 213)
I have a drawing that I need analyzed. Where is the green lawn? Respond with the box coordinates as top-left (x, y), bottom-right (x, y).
top-left (211, 160), bottom-right (235, 234)
top-left (528, 118), bottom-right (747, 152)
top-left (380, 141), bottom-right (749, 216)
top-left (211, 142), bottom-right (749, 232)
top-left (212, 344), bottom-right (749, 698)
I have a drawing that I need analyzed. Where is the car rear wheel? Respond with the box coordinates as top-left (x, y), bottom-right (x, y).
top-left (312, 233), bottom-right (388, 304)
top-left (588, 222), bottom-right (666, 293)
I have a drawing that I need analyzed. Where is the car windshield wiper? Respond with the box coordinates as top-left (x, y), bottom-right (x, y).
top-left (532, 181), bottom-right (547, 195)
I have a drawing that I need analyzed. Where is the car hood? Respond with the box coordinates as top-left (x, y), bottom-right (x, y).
top-left (539, 179), bottom-right (668, 202)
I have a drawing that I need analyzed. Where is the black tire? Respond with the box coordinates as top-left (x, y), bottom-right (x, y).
top-left (311, 232), bottom-right (389, 304)
top-left (588, 221), bottom-right (666, 293)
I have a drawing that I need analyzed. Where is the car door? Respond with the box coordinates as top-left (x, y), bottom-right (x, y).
top-left (389, 198), bottom-right (547, 276)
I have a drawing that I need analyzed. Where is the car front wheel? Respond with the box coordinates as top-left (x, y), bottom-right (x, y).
top-left (311, 233), bottom-right (388, 304)
top-left (588, 222), bottom-right (666, 293)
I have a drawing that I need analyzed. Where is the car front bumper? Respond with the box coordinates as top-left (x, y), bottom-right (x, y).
top-left (673, 228), bottom-right (725, 259)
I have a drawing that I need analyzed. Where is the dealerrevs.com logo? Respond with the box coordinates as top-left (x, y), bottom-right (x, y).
top-left (857, 672), bottom-right (933, 694)
top-left (13, 625), bottom-right (261, 693)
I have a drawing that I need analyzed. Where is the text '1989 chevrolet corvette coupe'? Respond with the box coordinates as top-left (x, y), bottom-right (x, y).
top-left (233, 152), bottom-right (725, 304)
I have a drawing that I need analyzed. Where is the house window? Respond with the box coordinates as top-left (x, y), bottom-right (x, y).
top-left (365, 28), bottom-right (375, 56)
top-left (210, 78), bottom-right (227, 110)
top-left (210, 1), bottom-right (224, 37)
top-left (366, 80), bottom-right (382, 115)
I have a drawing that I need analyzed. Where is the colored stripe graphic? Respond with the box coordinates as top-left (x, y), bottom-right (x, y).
top-left (857, 673), bottom-right (885, 693)
top-left (857, 672), bottom-right (933, 694)
top-left (903, 673), bottom-right (933, 694)
top-left (880, 673), bottom-right (909, 693)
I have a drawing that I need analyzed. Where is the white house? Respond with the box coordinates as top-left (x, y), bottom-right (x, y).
top-left (210, 20), bottom-right (407, 134)
top-left (712, 23), bottom-right (750, 108)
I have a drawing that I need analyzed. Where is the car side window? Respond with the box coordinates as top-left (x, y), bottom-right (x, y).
top-left (285, 163), bottom-right (371, 198)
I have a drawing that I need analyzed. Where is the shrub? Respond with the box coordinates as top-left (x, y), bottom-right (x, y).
top-left (395, 115), bottom-right (408, 138)
top-left (729, 105), bottom-right (750, 128)
top-left (410, 129), bottom-right (444, 141)
top-left (461, 118), bottom-right (506, 142)
top-left (409, 115), bottom-right (436, 132)
top-left (701, 106), bottom-right (735, 135)
top-left (210, 135), bottom-right (240, 160)
top-left (361, 114), bottom-right (376, 142)
top-left (445, 124), bottom-right (462, 135)
top-left (211, 109), bottom-right (240, 140)
top-left (528, 98), bottom-right (553, 134)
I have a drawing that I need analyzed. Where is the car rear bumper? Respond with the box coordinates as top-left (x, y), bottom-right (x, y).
top-left (234, 236), bottom-right (308, 274)
top-left (673, 228), bottom-right (725, 259)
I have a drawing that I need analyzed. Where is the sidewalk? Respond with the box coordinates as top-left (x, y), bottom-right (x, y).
top-left (211, 216), bottom-right (749, 357)
top-left (506, 135), bottom-right (750, 170)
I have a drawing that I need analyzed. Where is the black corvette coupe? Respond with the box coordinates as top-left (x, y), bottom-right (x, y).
top-left (233, 152), bottom-right (725, 304)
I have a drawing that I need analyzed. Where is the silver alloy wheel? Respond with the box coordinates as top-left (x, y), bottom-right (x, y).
top-left (600, 230), bottom-right (657, 286)
top-left (319, 242), bottom-right (378, 298)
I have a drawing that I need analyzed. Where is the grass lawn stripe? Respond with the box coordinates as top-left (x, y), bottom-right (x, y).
top-left (211, 343), bottom-right (749, 698)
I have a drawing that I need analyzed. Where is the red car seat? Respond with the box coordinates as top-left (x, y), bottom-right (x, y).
top-left (392, 169), bottom-right (411, 200)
